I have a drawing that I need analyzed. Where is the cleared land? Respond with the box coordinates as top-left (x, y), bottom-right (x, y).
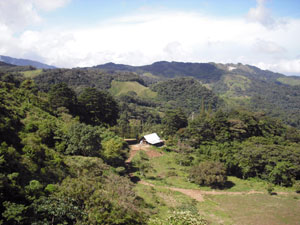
top-left (130, 144), bottom-right (300, 225)
top-left (109, 80), bottom-right (157, 98)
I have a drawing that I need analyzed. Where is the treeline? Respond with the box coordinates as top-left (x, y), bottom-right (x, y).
top-left (164, 109), bottom-right (300, 187)
top-left (34, 68), bottom-right (146, 93)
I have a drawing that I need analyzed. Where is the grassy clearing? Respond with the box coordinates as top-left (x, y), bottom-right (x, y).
top-left (135, 182), bottom-right (200, 220)
top-left (110, 80), bottom-right (157, 98)
top-left (199, 193), bottom-right (300, 225)
top-left (277, 77), bottom-right (300, 86)
top-left (224, 74), bottom-right (251, 92)
top-left (21, 69), bottom-right (42, 78)
top-left (132, 146), bottom-right (300, 224)
top-left (134, 148), bottom-right (294, 192)
top-left (142, 72), bottom-right (160, 79)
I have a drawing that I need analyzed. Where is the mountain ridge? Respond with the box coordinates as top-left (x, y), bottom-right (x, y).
top-left (0, 55), bottom-right (56, 69)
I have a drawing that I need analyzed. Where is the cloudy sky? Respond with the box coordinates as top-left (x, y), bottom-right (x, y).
top-left (0, 0), bottom-right (300, 75)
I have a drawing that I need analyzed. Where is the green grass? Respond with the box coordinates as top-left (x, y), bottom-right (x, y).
top-left (277, 77), bottom-right (300, 86)
top-left (135, 182), bottom-right (201, 221)
top-left (109, 80), bottom-right (157, 98)
top-left (133, 146), bottom-right (300, 224)
top-left (21, 69), bottom-right (42, 78)
top-left (198, 193), bottom-right (300, 225)
top-left (142, 72), bottom-right (160, 79)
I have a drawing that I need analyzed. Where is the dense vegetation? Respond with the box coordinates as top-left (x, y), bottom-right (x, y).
top-left (152, 78), bottom-right (222, 114)
top-left (0, 74), bottom-right (147, 224)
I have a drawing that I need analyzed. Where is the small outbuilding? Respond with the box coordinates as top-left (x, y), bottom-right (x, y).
top-left (140, 133), bottom-right (164, 146)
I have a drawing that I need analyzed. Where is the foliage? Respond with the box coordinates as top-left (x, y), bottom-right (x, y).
top-left (101, 136), bottom-right (129, 166)
top-left (152, 78), bottom-right (222, 114)
top-left (189, 161), bottom-right (227, 188)
top-left (266, 183), bottom-right (274, 195)
top-left (132, 151), bottom-right (154, 177)
top-left (2, 201), bottom-right (27, 224)
top-left (78, 87), bottom-right (119, 126)
top-left (63, 123), bottom-right (102, 157)
top-left (293, 180), bottom-right (300, 193)
top-left (148, 211), bottom-right (208, 225)
top-left (162, 108), bottom-right (188, 136)
top-left (48, 82), bottom-right (78, 114)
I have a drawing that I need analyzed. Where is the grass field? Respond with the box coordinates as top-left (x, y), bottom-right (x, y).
top-left (131, 146), bottom-right (300, 225)
top-left (21, 69), bottom-right (42, 78)
top-left (277, 77), bottom-right (300, 86)
top-left (109, 80), bottom-right (157, 98)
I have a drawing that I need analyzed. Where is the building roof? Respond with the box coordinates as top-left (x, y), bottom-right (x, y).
top-left (143, 133), bottom-right (163, 145)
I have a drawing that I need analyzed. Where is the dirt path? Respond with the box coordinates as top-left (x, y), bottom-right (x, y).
top-left (131, 145), bottom-right (291, 202)
top-left (126, 144), bottom-right (162, 163)
top-left (138, 180), bottom-right (272, 202)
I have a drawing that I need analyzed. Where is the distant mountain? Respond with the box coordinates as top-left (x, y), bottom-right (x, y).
top-left (0, 61), bottom-right (15, 67)
top-left (95, 61), bottom-right (223, 82)
top-left (0, 55), bottom-right (56, 69)
top-left (94, 61), bottom-right (300, 128)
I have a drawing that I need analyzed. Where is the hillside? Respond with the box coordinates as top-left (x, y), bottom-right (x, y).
top-left (110, 80), bottom-right (157, 98)
top-left (95, 61), bottom-right (300, 129)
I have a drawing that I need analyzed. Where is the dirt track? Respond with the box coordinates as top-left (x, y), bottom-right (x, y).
top-left (138, 180), bottom-right (268, 202)
top-left (129, 145), bottom-right (290, 202)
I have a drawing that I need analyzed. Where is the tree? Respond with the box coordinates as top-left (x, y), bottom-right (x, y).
top-left (48, 83), bottom-right (78, 114)
top-left (101, 136), bottom-right (128, 167)
top-left (64, 123), bottom-right (102, 157)
top-left (78, 88), bottom-right (119, 126)
top-left (189, 161), bottom-right (227, 188)
top-left (162, 108), bottom-right (187, 136)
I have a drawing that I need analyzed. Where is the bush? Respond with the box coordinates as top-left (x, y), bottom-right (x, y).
top-left (266, 183), bottom-right (274, 195)
top-left (293, 180), bottom-right (300, 193)
top-left (189, 161), bottom-right (227, 188)
top-left (148, 211), bottom-right (208, 225)
top-left (64, 123), bottom-right (102, 156)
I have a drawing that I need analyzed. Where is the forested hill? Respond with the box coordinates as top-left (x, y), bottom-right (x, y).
top-left (95, 61), bottom-right (224, 82)
top-left (2, 58), bottom-right (300, 129)
top-left (94, 61), bottom-right (286, 83)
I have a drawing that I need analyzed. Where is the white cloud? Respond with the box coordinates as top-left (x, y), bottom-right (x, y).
top-left (254, 39), bottom-right (286, 54)
top-left (0, 0), bottom-right (41, 31)
top-left (246, 0), bottom-right (285, 29)
top-left (0, 4), bottom-right (300, 75)
top-left (257, 59), bottom-right (300, 75)
top-left (0, 0), bottom-right (70, 32)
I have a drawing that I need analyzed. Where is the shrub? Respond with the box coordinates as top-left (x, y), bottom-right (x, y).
top-left (189, 161), bottom-right (227, 188)
top-left (266, 183), bottom-right (274, 195)
top-left (293, 180), bottom-right (300, 193)
top-left (148, 211), bottom-right (208, 225)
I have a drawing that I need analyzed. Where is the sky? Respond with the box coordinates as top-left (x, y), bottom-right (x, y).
top-left (0, 0), bottom-right (300, 75)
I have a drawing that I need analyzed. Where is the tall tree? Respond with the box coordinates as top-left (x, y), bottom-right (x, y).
top-left (48, 83), bottom-right (77, 114)
top-left (162, 108), bottom-right (188, 136)
top-left (78, 88), bottom-right (119, 126)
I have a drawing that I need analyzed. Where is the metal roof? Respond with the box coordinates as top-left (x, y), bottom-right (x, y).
top-left (143, 133), bottom-right (163, 145)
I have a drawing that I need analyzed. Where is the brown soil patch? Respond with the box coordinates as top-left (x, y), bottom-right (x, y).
top-left (126, 144), bottom-right (162, 163)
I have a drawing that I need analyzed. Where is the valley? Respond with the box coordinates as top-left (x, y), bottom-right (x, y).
top-left (0, 60), bottom-right (300, 224)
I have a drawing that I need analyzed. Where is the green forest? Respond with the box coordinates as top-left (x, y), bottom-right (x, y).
top-left (1, 63), bottom-right (300, 224)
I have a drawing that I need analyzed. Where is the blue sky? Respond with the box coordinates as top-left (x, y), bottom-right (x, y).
top-left (0, 0), bottom-right (300, 75)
